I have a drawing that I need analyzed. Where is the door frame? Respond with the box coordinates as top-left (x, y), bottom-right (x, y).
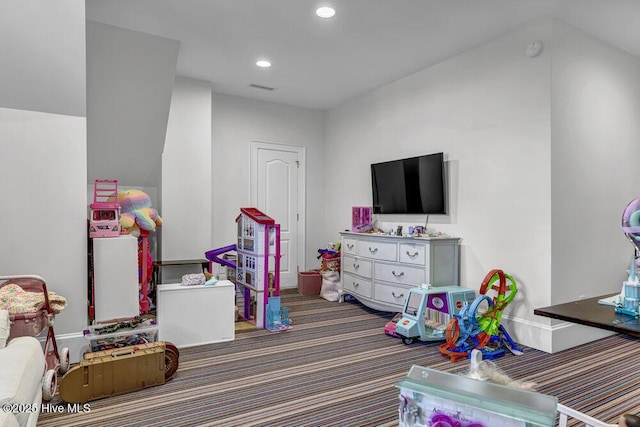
top-left (250, 140), bottom-right (306, 273)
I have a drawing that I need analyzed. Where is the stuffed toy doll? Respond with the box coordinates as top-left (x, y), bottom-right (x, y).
top-left (117, 189), bottom-right (162, 236)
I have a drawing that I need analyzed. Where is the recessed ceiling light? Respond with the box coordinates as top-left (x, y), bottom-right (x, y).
top-left (256, 60), bottom-right (271, 68)
top-left (316, 6), bottom-right (336, 18)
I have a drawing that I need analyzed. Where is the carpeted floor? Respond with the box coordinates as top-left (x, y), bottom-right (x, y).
top-left (39, 291), bottom-right (640, 426)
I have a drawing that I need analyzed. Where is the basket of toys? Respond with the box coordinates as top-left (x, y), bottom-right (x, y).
top-left (318, 244), bottom-right (341, 272)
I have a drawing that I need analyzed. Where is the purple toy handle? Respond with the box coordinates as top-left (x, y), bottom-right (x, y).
top-left (431, 414), bottom-right (454, 427)
top-left (205, 244), bottom-right (237, 269)
top-left (431, 413), bottom-right (484, 427)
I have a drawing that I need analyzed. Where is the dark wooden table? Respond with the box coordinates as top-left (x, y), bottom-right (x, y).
top-left (534, 293), bottom-right (640, 338)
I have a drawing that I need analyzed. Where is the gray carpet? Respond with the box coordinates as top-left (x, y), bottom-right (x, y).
top-left (38, 291), bottom-right (640, 426)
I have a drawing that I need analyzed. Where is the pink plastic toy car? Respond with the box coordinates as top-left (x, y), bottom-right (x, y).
top-left (384, 312), bottom-right (403, 337)
top-left (89, 180), bottom-right (121, 238)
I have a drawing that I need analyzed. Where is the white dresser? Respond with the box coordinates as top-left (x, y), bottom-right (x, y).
top-left (340, 232), bottom-right (460, 312)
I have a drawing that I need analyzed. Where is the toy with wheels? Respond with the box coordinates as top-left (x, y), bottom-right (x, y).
top-left (394, 285), bottom-right (476, 345)
top-left (60, 341), bottom-right (179, 404)
top-left (0, 275), bottom-right (70, 401)
top-left (163, 341), bottom-right (180, 379)
top-left (439, 269), bottom-right (522, 362)
top-left (384, 312), bottom-right (403, 338)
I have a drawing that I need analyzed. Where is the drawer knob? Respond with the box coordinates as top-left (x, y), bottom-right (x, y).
top-left (353, 282), bottom-right (359, 288)
top-left (406, 251), bottom-right (419, 258)
top-left (347, 243), bottom-right (354, 250)
top-left (392, 291), bottom-right (404, 299)
top-left (392, 270), bottom-right (405, 279)
top-left (368, 247), bottom-right (378, 254)
top-left (353, 263), bottom-right (360, 269)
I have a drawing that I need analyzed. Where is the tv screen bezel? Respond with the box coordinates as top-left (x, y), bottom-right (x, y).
top-left (371, 152), bottom-right (446, 215)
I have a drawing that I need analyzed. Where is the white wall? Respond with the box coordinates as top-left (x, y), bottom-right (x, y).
top-left (326, 19), bottom-right (554, 351)
top-left (211, 94), bottom-right (325, 272)
top-left (0, 108), bottom-right (87, 337)
top-left (325, 18), bottom-right (640, 352)
top-left (0, 2), bottom-right (87, 362)
top-left (86, 20), bottom-right (179, 189)
top-left (162, 77), bottom-right (212, 263)
top-left (544, 20), bottom-right (640, 350)
top-left (551, 20), bottom-right (640, 303)
top-left (0, 1), bottom-right (85, 117)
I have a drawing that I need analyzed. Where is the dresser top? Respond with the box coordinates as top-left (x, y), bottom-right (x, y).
top-left (339, 231), bottom-right (459, 242)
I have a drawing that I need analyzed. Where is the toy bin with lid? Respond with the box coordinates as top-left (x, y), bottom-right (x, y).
top-left (84, 322), bottom-right (158, 352)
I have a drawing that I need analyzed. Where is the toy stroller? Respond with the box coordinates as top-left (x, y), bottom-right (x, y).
top-left (0, 274), bottom-right (70, 401)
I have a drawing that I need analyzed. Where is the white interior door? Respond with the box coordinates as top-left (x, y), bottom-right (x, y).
top-left (251, 142), bottom-right (305, 289)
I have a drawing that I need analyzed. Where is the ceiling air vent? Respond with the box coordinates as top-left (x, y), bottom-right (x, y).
top-left (249, 83), bottom-right (275, 91)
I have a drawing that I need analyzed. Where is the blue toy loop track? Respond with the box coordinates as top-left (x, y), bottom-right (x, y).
top-left (439, 269), bottom-right (523, 362)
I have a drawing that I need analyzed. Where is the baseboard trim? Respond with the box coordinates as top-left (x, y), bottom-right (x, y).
top-left (38, 331), bottom-right (87, 364)
top-left (501, 316), bottom-right (616, 354)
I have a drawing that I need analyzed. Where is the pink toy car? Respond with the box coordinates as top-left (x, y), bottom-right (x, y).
top-left (89, 180), bottom-right (121, 238)
top-left (384, 312), bottom-right (403, 337)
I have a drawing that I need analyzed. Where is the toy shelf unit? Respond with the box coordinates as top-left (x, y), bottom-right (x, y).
top-left (89, 179), bottom-right (121, 238)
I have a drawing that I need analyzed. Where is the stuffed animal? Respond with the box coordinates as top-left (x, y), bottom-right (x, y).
top-left (117, 189), bottom-right (162, 236)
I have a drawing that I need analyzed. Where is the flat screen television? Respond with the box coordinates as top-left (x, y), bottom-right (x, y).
top-left (371, 152), bottom-right (446, 215)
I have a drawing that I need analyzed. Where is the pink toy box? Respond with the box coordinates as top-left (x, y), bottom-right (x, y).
top-left (352, 206), bottom-right (372, 232)
top-left (89, 180), bottom-right (121, 238)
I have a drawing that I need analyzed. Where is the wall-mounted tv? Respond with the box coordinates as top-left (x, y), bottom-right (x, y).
top-left (371, 152), bottom-right (446, 215)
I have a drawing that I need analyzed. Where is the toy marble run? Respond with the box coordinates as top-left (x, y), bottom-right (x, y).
top-left (438, 269), bottom-right (522, 362)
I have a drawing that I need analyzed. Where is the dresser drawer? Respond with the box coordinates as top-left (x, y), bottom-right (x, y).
top-left (342, 237), bottom-right (358, 255)
top-left (374, 261), bottom-right (425, 285)
top-left (374, 282), bottom-right (409, 307)
top-left (342, 273), bottom-right (372, 298)
top-left (342, 255), bottom-right (372, 278)
top-left (358, 240), bottom-right (396, 261)
top-left (399, 242), bottom-right (427, 265)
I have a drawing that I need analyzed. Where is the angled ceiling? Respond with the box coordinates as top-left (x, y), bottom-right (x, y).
top-left (86, 0), bottom-right (640, 111)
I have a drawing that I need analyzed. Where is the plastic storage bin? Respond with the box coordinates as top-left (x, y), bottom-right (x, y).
top-left (84, 322), bottom-right (158, 352)
top-left (298, 271), bottom-right (322, 295)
